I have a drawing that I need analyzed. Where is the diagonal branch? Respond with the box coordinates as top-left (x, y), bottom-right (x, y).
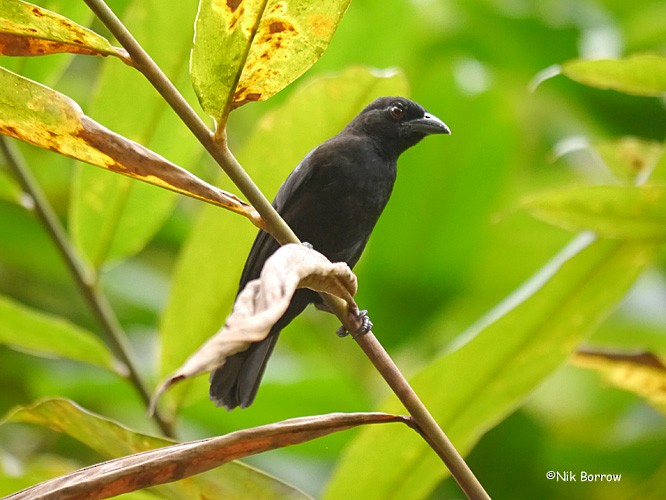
top-left (83, 1), bottom-right (488, 497)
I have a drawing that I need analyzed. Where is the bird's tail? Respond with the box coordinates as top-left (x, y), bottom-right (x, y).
top-left (209, 330), bottom-right (280, 410)
top-left (209, 289), bottom-right (315, 410)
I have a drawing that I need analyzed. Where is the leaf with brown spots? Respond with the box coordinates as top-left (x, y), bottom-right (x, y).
top-left (191, 0), bottom-right (351, 125)
top-left (0, 68), bottom-right (263, 228)
top-left (0, 0), bottom-right (130, 63)
top-left (573, 349), bottom-right (666, 414)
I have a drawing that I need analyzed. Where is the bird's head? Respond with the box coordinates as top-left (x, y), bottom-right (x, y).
top-left (346, 96), bottom-right (451, 156)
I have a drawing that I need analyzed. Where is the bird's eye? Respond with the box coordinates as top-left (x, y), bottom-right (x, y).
top-left (389, 104), bottom-right (405, 120)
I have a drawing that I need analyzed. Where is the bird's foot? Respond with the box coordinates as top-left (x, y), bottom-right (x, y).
top-left (315, 297), bottom-right (372, 338)
top-left (336, 308), bottom-right (373, 338)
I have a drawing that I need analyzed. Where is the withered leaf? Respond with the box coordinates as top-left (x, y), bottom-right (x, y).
top-left (4, 398), bottom-right (306, 498)
top-left (6, 412), bottom-right (409, 500)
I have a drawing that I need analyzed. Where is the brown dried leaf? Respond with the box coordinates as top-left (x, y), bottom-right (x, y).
top-left (0, 67), bottom-right (263, 228)
top-left (4, 398), bottom-right (307, 498)
top-left (6, 412), bottom-right (409, 500)
top-left (152, 244), bottom-right (357, 408)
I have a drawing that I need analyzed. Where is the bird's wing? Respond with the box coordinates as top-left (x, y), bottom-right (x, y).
top-left (236, 150), bottom-right (320, 290)
top-left (272, 149), bottom-right (320, 213)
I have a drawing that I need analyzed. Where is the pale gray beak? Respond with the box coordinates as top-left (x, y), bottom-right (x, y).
top-left (407, 113), bottom-right (451, 135)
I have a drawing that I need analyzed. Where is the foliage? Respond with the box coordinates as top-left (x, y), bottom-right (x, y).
top-left (0, 0), bottom-right (664, 499)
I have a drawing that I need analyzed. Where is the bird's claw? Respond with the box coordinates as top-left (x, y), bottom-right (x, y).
top-left (336, 309), bottom-right (373, 338)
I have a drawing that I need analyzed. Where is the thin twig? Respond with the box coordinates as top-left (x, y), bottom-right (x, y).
top-left (0, 137), bottom-right (175, 439)
top-left (83, 0), bottom-right (487, 496)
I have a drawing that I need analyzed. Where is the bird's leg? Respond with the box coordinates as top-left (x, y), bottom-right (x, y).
top-left (315, 300), bottom-right (373, 338)
top-left (336, 307), bottom-right (373, 338)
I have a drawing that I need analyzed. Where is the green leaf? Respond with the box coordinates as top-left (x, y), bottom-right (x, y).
top-left (562, 54), bottom-right (666, 96)
top-left (325, 235), bottom-right (657, 499)
top-left (0, 0), bottom-right (128, 61)
top-left (0, 295), bottom-right (117, 371)
top-left (524, 185), bottom-right (666, 240)
top-left (191, 0), bottom-right (351, 122)
top-left (159, 66), bottom-right (409, 408)
top-left (70, 0), bottom-right (204, 268)
top-left (2, 399), bottom-right (308, 499)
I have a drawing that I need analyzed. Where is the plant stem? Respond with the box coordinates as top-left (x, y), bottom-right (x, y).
top-left (356, 333), bottom-right (490, 499)
top-left (84, 0), bottom-right (487, 496)
top-left (0, 137), bottom-right (175, 439)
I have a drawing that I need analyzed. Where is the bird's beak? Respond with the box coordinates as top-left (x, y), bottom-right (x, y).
top-left (407, 113), bottom-right (451, 135)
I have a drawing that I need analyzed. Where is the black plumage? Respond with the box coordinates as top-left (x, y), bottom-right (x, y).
top-left (210, 96), bottom-right (450, 409)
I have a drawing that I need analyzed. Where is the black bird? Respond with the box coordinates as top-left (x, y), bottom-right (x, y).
top-left (210, 96), bottom-right (450, 409)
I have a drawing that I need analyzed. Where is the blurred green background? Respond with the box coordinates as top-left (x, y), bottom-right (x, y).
top-left (0, 0), bottom-right (664, 498)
